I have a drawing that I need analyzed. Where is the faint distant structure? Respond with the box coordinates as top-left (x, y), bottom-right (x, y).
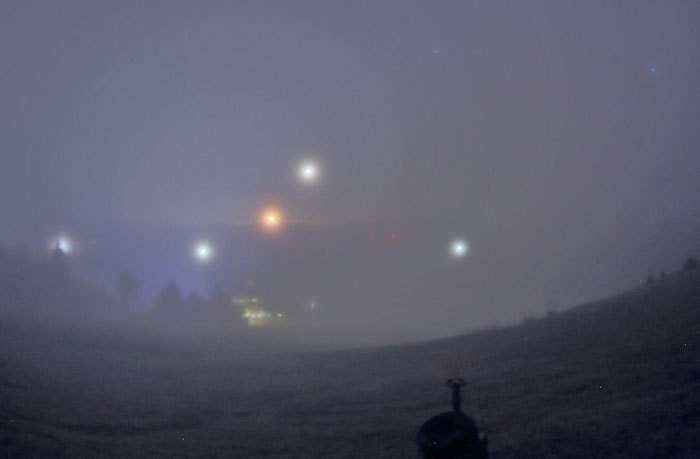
top-left (682, 257), bottom-right (699, 272)
top-left (115, 269), bottom-right (139, 305)
top-left (646, 273), bottom-right (655, 285)
top-left (155, 282), bottom-right (185, 314)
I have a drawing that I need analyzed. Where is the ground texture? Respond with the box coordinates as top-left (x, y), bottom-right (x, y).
top-left (2, 271), bottom-right (700, 458)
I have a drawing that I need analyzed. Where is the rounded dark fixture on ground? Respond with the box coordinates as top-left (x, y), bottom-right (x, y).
top-left (416, 378), bottom-right (488, 458)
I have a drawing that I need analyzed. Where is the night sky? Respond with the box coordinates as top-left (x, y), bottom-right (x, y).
top-left (2, 1), bottom-right (699, 343)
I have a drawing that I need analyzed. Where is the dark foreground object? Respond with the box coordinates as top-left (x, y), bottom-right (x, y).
top-left (416, 379), bottom-right (488, 459)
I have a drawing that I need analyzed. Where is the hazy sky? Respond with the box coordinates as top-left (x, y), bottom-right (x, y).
top-left (1, 1), bottom-right (699, 342)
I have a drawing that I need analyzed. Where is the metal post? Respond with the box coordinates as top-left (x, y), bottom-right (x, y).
top-left (445, 378), bottom-right (467, 413)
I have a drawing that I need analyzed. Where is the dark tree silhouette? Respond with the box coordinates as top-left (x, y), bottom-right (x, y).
top-left (48, 246), bottom-right (71, 278)
top-left (186, 290), bottom-right (205, 309)
top-left (115, 269), bottom-right (139, 305)
top-left (682, 257), bottom-right (699, 272)
top-left (155, 282), bottom-right (184, 314)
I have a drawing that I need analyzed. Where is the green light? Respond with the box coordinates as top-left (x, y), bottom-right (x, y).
top-left (277, 313), bottom-right (282, 318)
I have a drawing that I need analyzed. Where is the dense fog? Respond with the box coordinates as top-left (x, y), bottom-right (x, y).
top-left (2, 4), bottom-right (700, 457)
top-left (2, 2), bottom-right (700, 347)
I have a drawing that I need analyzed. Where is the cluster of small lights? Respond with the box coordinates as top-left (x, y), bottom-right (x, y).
top-left (243, 309), bottom-right (272, 325)
top-left (231, 297), bottom-right (259, 305)
top-left (244, 310), bottom-right (270, 319)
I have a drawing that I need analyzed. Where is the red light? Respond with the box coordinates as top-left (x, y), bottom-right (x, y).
top-left (370, 233), bottom-right (374, 238)
top-left (391, 233), bottom-right (396, 239)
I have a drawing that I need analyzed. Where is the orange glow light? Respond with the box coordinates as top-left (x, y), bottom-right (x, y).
top-left (261, 209), bottom-right (282, 230)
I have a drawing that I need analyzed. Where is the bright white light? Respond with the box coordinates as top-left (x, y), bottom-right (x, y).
top-left (194, 243), bottom-right (212, 260)
top-left (51, 236), bottom-right (71, 254)
top-left (298, 161), bottom-right (318, 183)
top-left (450, 239), bottom-right (468, 258)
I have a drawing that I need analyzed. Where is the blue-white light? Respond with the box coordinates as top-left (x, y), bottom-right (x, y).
top-left (50, 236), bottom-right (72, 254)
top-left (450, 239), bottom-right (468, 258)
top-left (194, 242), bottom-right (212, 260)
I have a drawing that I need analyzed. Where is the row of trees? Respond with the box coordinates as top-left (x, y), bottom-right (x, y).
top-left (646, 256), bottom-right (699, 284)
top-left (113, 269), bottom-right (245, 325)
top-left (0, 245), bottom-right (244, 327)
top-left (116, 255), bottom-right (700, 324)
top-left (0, 245), bottom-right (123, 321)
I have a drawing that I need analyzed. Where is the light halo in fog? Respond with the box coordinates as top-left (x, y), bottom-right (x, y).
top-left (450, 239), bottom-right (468, 258)
top-left (194, 242), bottom-right (212, 261)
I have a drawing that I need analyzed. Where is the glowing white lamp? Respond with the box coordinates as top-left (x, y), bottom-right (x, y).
top-left (194, 243), bottom-right (212, 261)
top-left (51, 236), bottom-right (72, 254)
top-left (450, 239), bottom-right (468, 258)
top-left (298, 161), bottom-right (319, 183)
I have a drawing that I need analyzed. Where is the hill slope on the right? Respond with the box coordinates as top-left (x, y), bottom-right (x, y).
top-left (405, 269), bottom-right (700, 458)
